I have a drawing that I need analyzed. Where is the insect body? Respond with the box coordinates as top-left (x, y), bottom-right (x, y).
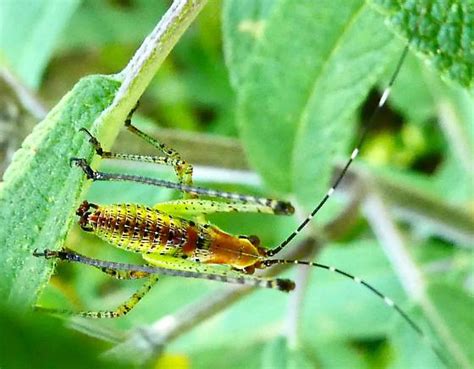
top-left (33, 35), bottom-right (449, 368)
top-left (77, 200), bottom-right (281, 276)
top-left (34, 41), bottom-right (409, 315)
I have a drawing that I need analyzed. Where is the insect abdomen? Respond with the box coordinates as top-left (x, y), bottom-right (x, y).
top-left (85, 203), bottom-right (193, 255)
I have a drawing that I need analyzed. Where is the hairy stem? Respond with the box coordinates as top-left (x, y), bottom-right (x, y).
top-left (97, 0), bottom-right (209, 148)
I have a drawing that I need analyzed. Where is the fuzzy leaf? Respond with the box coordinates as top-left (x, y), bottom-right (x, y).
top-left (370, 0), bottom-right (474, 88)
top-left (0, 75), bottom-right (121, 308)
top-left (0, 0), bottom-right (208, 312)
top-left (227, 0), bottom-right (398, 206)
top-left (223, 0), bottom-right (277, 89)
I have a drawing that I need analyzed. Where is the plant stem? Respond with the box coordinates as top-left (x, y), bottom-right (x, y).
top-left (363, 186), bottom-right (426, 301)
top-left (335, 164), bottom-right (473, 247)
top-left (97, 0), bottom-right (209, 148)
top-left (363, 183), bottom-right (471, 369)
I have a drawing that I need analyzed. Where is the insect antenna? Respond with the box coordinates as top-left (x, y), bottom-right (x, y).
top-left (262, 258), bottom-right (448, 366)
top-left (267, 44), bottom-right (410, 257)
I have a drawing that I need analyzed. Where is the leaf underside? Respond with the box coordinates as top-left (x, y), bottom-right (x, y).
top-left (371, 0), bottom-right (474, 89)
top-left (225, 0), bottom-right (398, 208)
top-left (0, 75), bottom-right (121, 308)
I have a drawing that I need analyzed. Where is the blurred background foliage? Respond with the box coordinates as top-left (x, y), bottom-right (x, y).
top-left (0, 1), bottom-right (473, 369)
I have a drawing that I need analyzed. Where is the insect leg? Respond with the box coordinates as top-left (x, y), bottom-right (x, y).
top-left (142, 253), bottom-right (295, 291)
top-left (79, 127), bottom-right (193, 189)
top-left (36, 275), bottom-right (159, 318)
top-left (33, 249), bottom-right (295, 292)
top-left (123, 106), bottom-right (193, 187)
top-left (82, 103), bottom-right (192, 186)
top-left (154, 198), bottom-right (292, 217)
top-left (99, 267), bottom-right (151, 280)
top-left (70, 158), bottom-right (294, 215)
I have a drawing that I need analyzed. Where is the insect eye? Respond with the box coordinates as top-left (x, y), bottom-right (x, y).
top-left (248, 235), bottom-right (260, 246)
top-left (238, 235), bottom-right (260, 246)
top-left (76, 200), bottom-right (90, 216)
top-left (239, 235), bottom-right (260, 246)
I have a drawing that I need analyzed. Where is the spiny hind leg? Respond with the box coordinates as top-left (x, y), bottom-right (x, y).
top-left (75, 274), bottom-right (159, 318)
top-left (33, 248), bottom-right (295, 293)
top-left (36, 275), bottom-right (159, 319)
top-left (154, 198), bottom-right (294, 218)
top-left (70, 159), bottom-right (294, 215)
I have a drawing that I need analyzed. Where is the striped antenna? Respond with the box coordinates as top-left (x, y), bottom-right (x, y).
top-left (267, 44), bottom-right (410, 257)
top-left (263, 259), bottom-right (448, 366)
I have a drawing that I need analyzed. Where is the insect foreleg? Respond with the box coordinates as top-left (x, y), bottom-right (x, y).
top-left (124, 126), bottom-right (193, 189)
top-left (79, 127), bottom-right (193, 189)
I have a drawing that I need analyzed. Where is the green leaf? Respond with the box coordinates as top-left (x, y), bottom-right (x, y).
top-left (0, 304), bottom-right (127, 369)
top-left (228, 0), bottom-right (398, 207)
top-left (426, 283), bottom-right (474, 369)
top-left (0, 75), bottom-right (121, 309)
top-left (390, 283), bottom-right (474, 369)
top-left (223, 0), bottom-right (277, 89)
top-left (0, 0), bottom-right (81, 89)
top-left (261, 337), bottom-right (288, 369)
top-left (370, 0), bottom-right (474, 89)
top-left (261, 337), bottom-right (314, 369)
top-left (287, 350), bottom-right (314, 369)
top-left (386, 48), bottom-right (438, 124)
top-left (0, 0), bottom-right (207, 313)
top-left (307, 339), bottom-right (370, 369)
top-left (382, 35), bottom-right (474, 202)
top-left (187, 342), bottom-right (264, 369)
top-left (434, 153), bottom-right (473, 202)
top-left (58, 0), bottom-right (167, 51)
